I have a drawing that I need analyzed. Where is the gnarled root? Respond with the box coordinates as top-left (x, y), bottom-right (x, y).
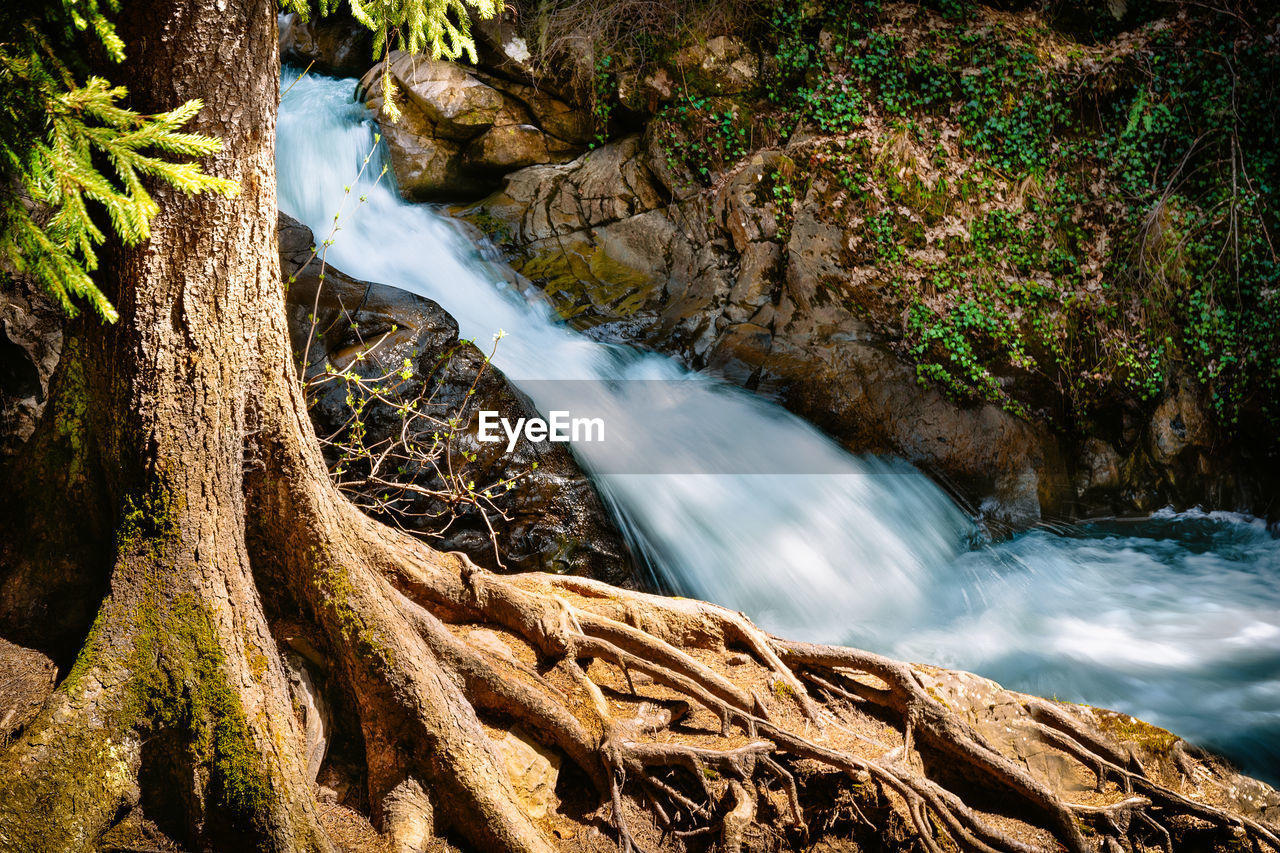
top-left (6, 458), bottom-right (1279, 853)
top-left (312, 531), bottom-right (1280, 853)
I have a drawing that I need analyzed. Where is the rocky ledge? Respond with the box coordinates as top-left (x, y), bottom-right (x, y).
top-left (279, 212), bottom-right (634, 583)
top-left (457, 137), bottom-right (1079, 529)
top-left (354, 51), bottom-right (594, 201)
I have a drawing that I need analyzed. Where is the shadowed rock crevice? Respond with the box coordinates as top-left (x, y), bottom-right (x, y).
top-left (279, 213), bottom-right (636, 584)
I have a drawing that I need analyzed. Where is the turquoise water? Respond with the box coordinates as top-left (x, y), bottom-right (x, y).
top-left (277, 70), bottom-right (1280, 786)
top-left (881, 510), bottom-right (1280, 783)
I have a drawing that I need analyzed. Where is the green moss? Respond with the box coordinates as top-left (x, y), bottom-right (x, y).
top-left (517, 244), bottom-right (661, 325)
top-left (466, 207), bottom-right (512, 245)
top-left (131, 593), bottom-right (273, 820)
top-left (310, 550), bottom-right (396, 667)
top-left (24, 588), bottom-right (274, 835)
top-left (42, 335), bottom-right (90, 484)
top-left (65, 574), bottom-right (273, 820)
top-left (116, 478), bottom-right (184, 559)
top-left (0, 707), bottom-right (137, 852)
top-left (1093, 710), bottom-right (1179, 758)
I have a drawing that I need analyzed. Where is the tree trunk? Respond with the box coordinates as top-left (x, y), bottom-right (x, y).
top-left (1, 0), bottom-right (1278, 851)
top-left (0, 0), bottom-right (330, 848)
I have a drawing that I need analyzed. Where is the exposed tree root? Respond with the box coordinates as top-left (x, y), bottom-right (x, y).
top-left (223, 521), bottom-right (1275, 853)
top-left (5, 454), bottom-right (1279, 853)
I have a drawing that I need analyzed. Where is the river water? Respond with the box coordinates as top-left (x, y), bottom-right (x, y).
top-left (277, 70), bottom-right (1280, 784)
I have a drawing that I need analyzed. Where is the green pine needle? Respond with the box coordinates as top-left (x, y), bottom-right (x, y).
top-left (2, 0), bottom-right (496, 320)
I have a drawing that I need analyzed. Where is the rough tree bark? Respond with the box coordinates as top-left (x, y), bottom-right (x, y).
top-left (0, 0), bottom-right (1278, 852)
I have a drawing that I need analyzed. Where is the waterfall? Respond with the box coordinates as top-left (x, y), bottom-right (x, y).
top-left (275, 70), bottom-right (971, 640)
top-left (277, 70), bottom-right (1280, 784)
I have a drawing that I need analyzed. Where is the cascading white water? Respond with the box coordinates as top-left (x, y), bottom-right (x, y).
top-left (277, 70), bottom-right (1280, 784)
top-left (275, 71), bottom-right (972, 640)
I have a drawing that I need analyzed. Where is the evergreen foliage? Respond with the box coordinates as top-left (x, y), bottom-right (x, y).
top-left (1, 0), bottom-right (494, 320)
top-left (0, 1), bottom-right (236, 320)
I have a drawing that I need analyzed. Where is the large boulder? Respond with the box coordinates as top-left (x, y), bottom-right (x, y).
top-left (279, 213), bottom-right (635, 584)
top-left (358, 52), bottom-right (587, 200)
top-left (465, 123), bottom-right (556, 172)
top-left (369, 57), bottom-right (506, 141)
top-left (471, 71), bottom-right (595, 147)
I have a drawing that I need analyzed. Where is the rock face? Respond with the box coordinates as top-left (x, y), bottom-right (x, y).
top-left (460, 140), bottom-right (1073, 528)
top-left (279, 213), bottom-right (635, 584)
top-left (278, 12), bottom-right (373, 76)
top-left (670, 36), bottom-right (760, 96)
top-left (459, 131), bottom-right (1273, 525)
top-left (358, 52), bottom-right (591, 200)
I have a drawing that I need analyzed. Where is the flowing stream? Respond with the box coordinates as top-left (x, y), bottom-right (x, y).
top-left (277, 70), bottom-right (1280, 785)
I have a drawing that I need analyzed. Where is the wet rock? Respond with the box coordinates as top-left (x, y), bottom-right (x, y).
top-left (278, 12), bottom-right (373, 77)
top-left (377, 114), bottom-right (474, 200)
top-left (357, 55), bottom-right (494, 199)
top-left (1132, 373), bottom-right (1267, 512)
top-left (1150, 374), bottom-right (1214, 465)
top-left (1078, 437), bottom-right (1123, 492)
top-left (460, 136), bottom-right (710, 341)
top-left (705, 322), bottom-right (771, 387)
top-left (359, 53), bottom-right (587, 200)
top-left (279, 213), bottom-right (634, 584)
top-left (356, 57), bottom-right (492, 198)
top-left (0, 276), bottom-right (62, 456)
